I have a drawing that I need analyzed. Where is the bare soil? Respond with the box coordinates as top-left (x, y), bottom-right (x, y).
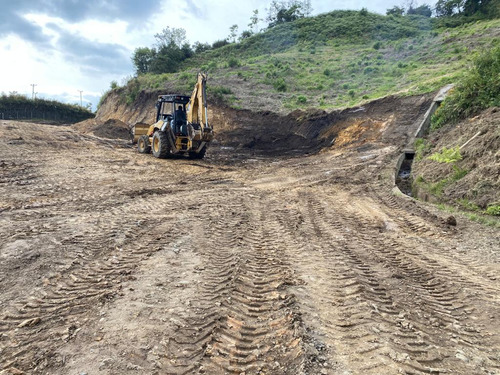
top-left (1, 99), bottom-right (499, 375)
top-left (412, 108), bottom-right (500, 210)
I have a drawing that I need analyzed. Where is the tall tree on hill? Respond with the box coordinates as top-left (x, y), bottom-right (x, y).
top-left (154, 27), bottom-right (187, 48)
top-left (132, 47), bottom-right (156, 75)
top-left (229, 24), bottom-right (239, 43)
top-left (407, 4), bottom-right (433, 16)
top-left (266, 0), bottom-right (313, 27)
top-left (249, 9), bottom-right (260, 33)
top-left (386, 5), bottom-right (405, 15)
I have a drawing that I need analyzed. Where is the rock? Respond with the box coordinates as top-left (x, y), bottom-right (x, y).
top-left (445, 215), bottom-right (457, 226)
top-left (455, 351), bottom-right (469, 362)
top-left (17, 317), bottom-right (41, 328)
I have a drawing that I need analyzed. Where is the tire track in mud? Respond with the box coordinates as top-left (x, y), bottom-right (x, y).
top-left (0, 218), bottom-right (184, 373)
top-left (371, 188), bottom-right (500, 286)
top-left (162, 195), bottom-right (308, 375)
top-left (274, 189), bottom-right (499, 374)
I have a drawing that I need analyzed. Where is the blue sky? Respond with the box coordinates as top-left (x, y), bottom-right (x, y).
top-left (0, 0), bottom-right (435, 110)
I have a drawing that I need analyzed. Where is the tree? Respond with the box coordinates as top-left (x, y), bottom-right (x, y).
top-left (193, 41), bottom-right (211, 53)
top-left (154, 27), bottom-right (187, 48)
top-left (386, 5), bottom-right (405, 15)
top-left (212, 39), bottom-right (229, 49)
top-left (229, 24), bottom-right (239, 43)
top-left (407, 4), bottom-right (433, 16)
top-left (239, 30), bottom-right (253, 41)
top-left (435, 0), bottom-right (464, 16)
top-left (266, 0), bottom-right (312, 27)
top-left (132, 47), bottom-right (156, 74)
top-left (248, 9), bottom-right (260, 33)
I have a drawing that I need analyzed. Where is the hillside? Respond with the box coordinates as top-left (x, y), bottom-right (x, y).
top-left (104, 11), bottom-right (500, 114)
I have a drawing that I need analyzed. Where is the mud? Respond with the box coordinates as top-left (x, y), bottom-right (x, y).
top-left (1, 106), bottom-right (500, 375)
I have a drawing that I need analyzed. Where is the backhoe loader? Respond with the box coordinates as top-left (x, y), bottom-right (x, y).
top-left (133, 73), bottom-right (213, 159)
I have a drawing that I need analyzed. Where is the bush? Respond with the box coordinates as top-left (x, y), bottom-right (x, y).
top-left (227, 57), bottom-right (241, 68)
top-left (297, 95), bottom-right (307, 104)
top-left (431, 46), bottom-right (500, 129)
top-left (428, 146), bottom-right (462, 163)
top-left (273, 78), bottom-right (287, 92)
top-left (212, 39), bottom-right (229, 49)
top-left (373, 41), bottom-right (382, 50)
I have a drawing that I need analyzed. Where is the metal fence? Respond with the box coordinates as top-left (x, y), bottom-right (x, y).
top-left (0, 110), bottom-right (91, 123)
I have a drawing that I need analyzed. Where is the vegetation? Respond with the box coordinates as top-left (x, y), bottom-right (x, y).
top-left (431, 46), bottom-right (500, 129)
top-left (436, 203), bottom-right (500, 227)
top-left (119, 2), bottom-right (499, 112)
top-left (0, 92), bottom-right (94, 123)
top-left (428, 146), bottom-right (462, 163)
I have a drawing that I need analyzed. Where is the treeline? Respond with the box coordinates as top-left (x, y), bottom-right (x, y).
top-left (387, 0), bottom-right (499, 19)
top-left (0, 92), bottom-right (94, 123)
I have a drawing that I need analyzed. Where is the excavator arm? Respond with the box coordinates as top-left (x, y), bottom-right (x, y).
top-left (187, 73), bottom-right (209, 130)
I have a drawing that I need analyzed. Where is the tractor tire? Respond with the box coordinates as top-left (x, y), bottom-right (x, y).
top-left (189, 145), bottom-right (208, 160)
top-left (152, 131), bottom-right (171, 159)
top-left (137, 135), bottom-right (151, 154)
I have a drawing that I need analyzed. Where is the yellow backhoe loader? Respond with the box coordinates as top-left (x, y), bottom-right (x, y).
top-left (133, 73), bottom-right (214, 159)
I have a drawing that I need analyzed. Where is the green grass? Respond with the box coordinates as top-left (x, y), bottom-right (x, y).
top-left (486, 204), bottom-right (500, 216)
top-left (118, 12), bottom-right (500, 112)
top-left (436, 203), bottom-right (500, 227)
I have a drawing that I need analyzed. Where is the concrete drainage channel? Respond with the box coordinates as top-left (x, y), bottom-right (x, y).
top-left (394, 84), bottom-right (454, 196)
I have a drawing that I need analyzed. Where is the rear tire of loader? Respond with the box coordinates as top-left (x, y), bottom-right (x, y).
top-left (152, 131), bottom-right (170, 159)
top-left (138, 135), bottom-right (151, 154)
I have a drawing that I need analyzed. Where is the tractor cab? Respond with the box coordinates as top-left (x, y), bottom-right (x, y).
top-left (155, 95), bottom-right (190, 135)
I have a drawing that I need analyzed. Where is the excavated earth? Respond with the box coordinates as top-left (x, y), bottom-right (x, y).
top-left (1, 95), bottom-right (500, 375)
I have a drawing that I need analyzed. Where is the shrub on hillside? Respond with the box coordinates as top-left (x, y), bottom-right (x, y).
top-left (431, 46), bottom-right (500, 129)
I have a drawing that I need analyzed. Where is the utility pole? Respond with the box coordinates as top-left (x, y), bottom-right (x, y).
top-left (78, 90), bottom-right (83, 107)
top-left (30, 84), bottom-right (37, 100)
top-left (34, 92), bottom-right (38, 100)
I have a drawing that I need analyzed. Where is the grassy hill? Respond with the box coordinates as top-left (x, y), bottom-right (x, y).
top-left (108, 10), bottom-right (500, 113)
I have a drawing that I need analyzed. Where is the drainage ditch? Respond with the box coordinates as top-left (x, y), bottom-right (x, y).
top-left (396, 151), bottom-right (415, 196)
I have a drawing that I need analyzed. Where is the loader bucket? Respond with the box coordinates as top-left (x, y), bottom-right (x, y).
top-left (132, 123), bottom-right (150, 143)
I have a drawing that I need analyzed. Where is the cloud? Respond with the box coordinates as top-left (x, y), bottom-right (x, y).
top-left (0, 9), bottom-right (53, 47)
top-left (56, 32), bottom-right (132, 75)
top-left (0, 0), bottom-right (164, 43)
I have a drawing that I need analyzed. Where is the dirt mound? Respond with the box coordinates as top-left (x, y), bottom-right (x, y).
top-left (73, 118), bottom-right (132, 140)
top-left (93, 119), bottom-right (130, 140)
top-left (412, 108), bottom-right (500, 210)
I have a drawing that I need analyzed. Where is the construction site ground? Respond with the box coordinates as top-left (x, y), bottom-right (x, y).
top-left (1, 109), bottom-right (499, 375)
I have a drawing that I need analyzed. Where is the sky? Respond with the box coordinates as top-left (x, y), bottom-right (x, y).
top-left (0, 0), bottom-right (435, 110)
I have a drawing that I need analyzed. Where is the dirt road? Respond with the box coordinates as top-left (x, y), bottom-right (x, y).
top-left (1, 120), bottom-right (499, 375)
